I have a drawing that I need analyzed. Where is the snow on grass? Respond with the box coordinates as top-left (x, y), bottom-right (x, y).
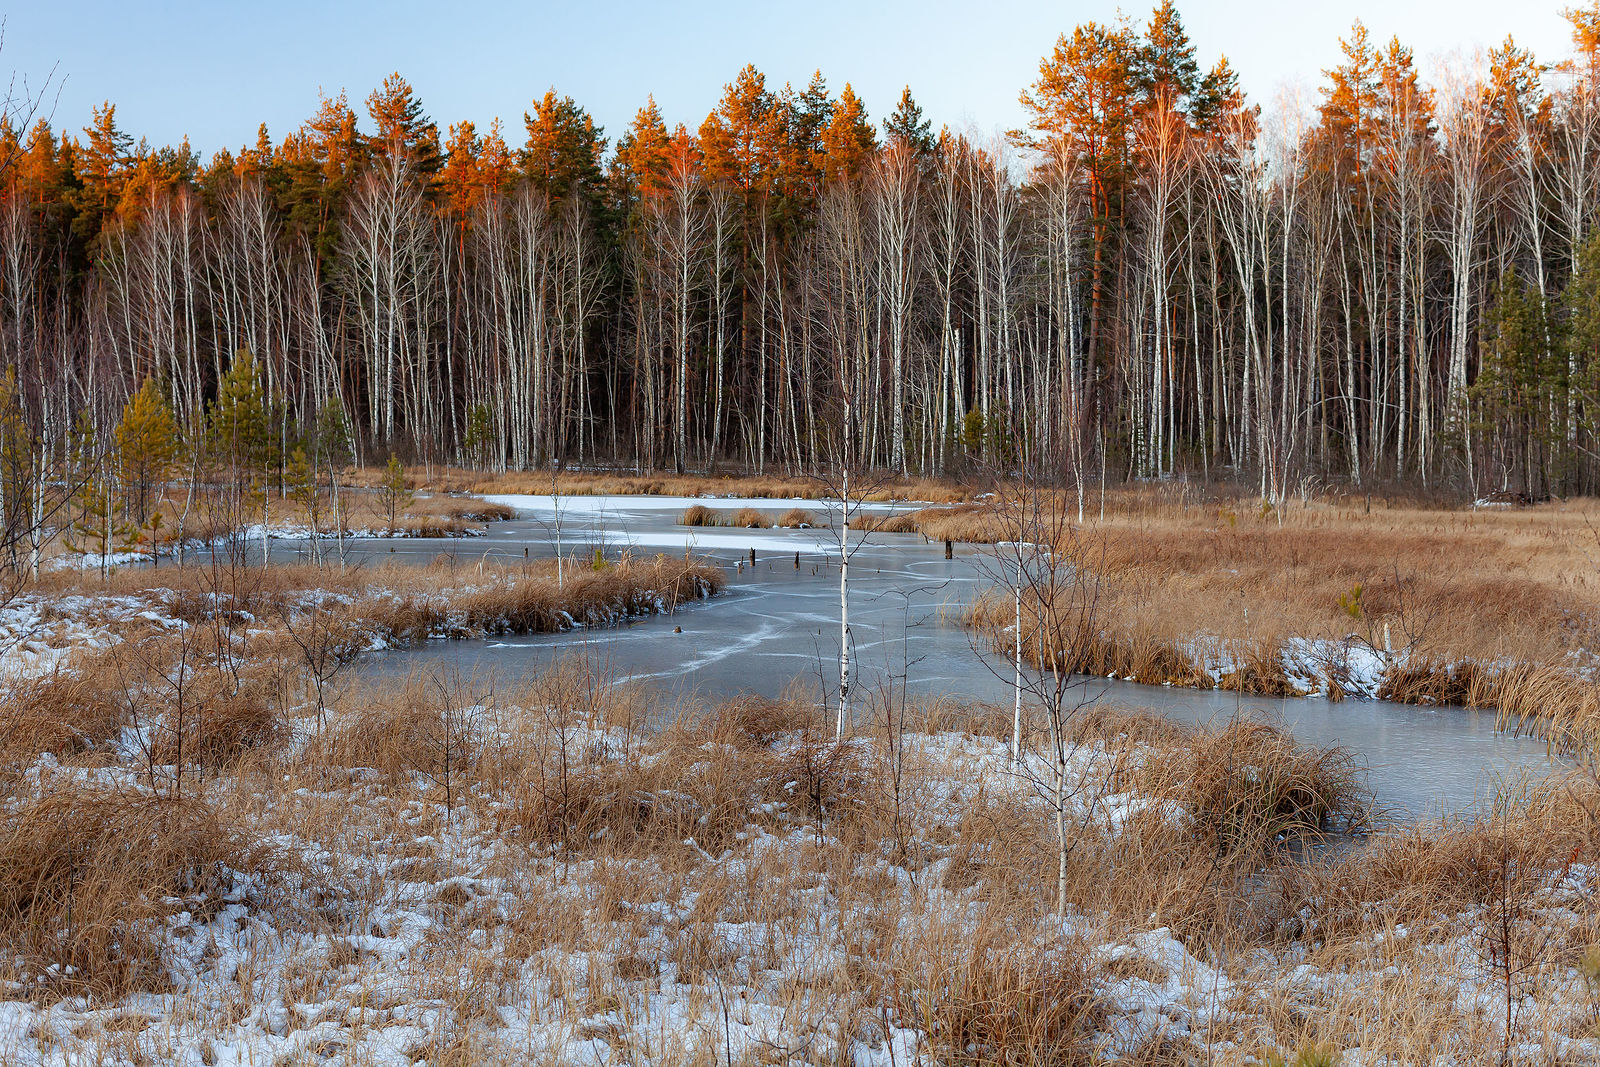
top-left (0, 709), bottom-right (1591, 1065)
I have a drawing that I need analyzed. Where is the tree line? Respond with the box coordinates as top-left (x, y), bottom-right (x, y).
top-left (7, 2), bottom-right (1600, 505)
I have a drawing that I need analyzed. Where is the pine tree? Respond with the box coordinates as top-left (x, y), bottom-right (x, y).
top-left (314, 399), bottom-right (355, 561)
top-left (614, 97), bottom-right (671, 202)
top-left (1475, 271), bottom-right (1565, 496)
top-left (377, 456), bottom-right (414, 535)
top-left (523, 90), bottom-right (606, 205)
top-left (883, 87), bottom-right (934, 154)
top-left (115, 377), bottom-right (181, 528)
top-left (210, 351), bottom-right (273, 474)
top-left (818, 84), bottom-right (875, 184)
top-left (702, 65), bottom-right (779, 195)
top-left (1022, 20), bottom-right (1140, 376)
top-left (208, 351), bottom-right (278, 562)
top-left (440, 120), bottom-right (485, 223)
top-left (285, 446), bottom-right (325, 558)
top-left (779, 71), bottom-right (833, 197)
top-left (366, 73), bottom-right (442, 175)
top-left (462, 403), bottom-right (495, 468)
top-left (0, 369), bottom-right (43, 578)
top-left (1138, 0), bottom-right (1201, 106)
top-left (73, 102), bottom-right (132, 247)
top-left (64, 410), bottom-right (137, 575)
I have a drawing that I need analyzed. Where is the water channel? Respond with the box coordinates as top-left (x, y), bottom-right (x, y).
top-left (267, 493), bottom-right (1558, 819)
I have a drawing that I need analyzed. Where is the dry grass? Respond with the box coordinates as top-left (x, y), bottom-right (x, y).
top-left (4, 474), bottom-right (1599, 1059)
top-left (440, 467), bottom-right (973, 503)
top-left (39, 552), bottom-right (724, 651)
top-left (81, 486), bottom-right (522, 564)
top-left (1146, 717), bottom-right (1370, 853)
top-left (0, 782), bottom-right (259, 998)
top-left (939, 485), bottom-right (1600, 744)
top-left (893, 910), bottom-right (1100, 1062)
top-left (679, 504), bottom-right (812, 529)
top-left (0, 668), bottom-right (127, 764)
top-left (0, 644), bottom-right (1592, 1061)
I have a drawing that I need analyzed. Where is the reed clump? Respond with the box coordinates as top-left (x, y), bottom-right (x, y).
top-left (679, 504), bottom-right (718, 526)
top-left (150, 685), bottom-right (285, 771)
top-left (893, 912), bottom-right (1100, 1062)
top-left (1148, 717), bottom-right (1370, 852)
top-left (443, 557), bottom-right (722, 636)
top-left (0, 782), bottom-right (257, 998)
top-left (0, 666), bottom-right (127, 764)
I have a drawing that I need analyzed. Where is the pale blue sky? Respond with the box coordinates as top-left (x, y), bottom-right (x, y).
top-left (2, 1), bottom-right (1582, 157)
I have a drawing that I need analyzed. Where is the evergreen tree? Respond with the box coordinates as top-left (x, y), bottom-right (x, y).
top-left (366, 73), bottom-right (442, 176)
top-left (64, 409), bottom-right (137, 574)
top-left (1138, 0), bottom-right (1201, 106)
top-left (210, 351), bottom-right (274, 474)
top-left (115, 377), bottom-right (180, 527)
top-left (1475, 272), bottom-right (1565, 496)
top-left (818, 84), bottom-right (875, 184)
top-left (523, 89), bottom-right (606, 204)
top-left (285, 445), bottom-right (325, 557)
top-left (883, 86), bottom-right (934, 154)
top-left (209, 351), bottom-right (278, 561)
top-left (702, 65), bottom-right (779, 195)
top-left (613, 97), bottom-right (671, 202)
top-left (779, 70), bottom-right (833, 197)
top-left (72, 102), bottom-right (132, 246)
top-left (377, 456), bottom-right (414, 534)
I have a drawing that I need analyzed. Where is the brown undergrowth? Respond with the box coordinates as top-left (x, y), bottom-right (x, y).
top-left (0, 782), bottom-right (266, 999)
top-left (436, 466), bottom-right (972, 503)
top-left (0, 645), bottom-right (1595, 1061)
top-left (40, 552), bottom-right (723, 647)
top-left (934, 485), bottom-right (1600, 745)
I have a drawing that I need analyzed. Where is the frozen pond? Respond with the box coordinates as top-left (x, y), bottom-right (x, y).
top-left (270, 492), bottom-right (1558, 819)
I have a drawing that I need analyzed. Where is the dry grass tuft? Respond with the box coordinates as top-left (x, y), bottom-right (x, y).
top-left (703, 693), bottom-right (818, 748)
top-left (0, 782), bottom-right (255, 997)
top-left (0, 667), bottom-right (127, 765)
top-left (678, 504), bottom-right (718, 527)
top-left (894, 910), bottom-right (1100, 1062)
top-left (1157, 717), bottom-right (1370, 851)
top-left (151, 686), bottom-right (285, 770)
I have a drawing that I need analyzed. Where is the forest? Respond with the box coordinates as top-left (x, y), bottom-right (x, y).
top-left (5, 3), bottom-right (1600, 521)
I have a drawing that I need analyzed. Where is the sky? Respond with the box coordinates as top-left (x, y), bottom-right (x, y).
top-left (0, 1), bottom-right (1583, 159)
